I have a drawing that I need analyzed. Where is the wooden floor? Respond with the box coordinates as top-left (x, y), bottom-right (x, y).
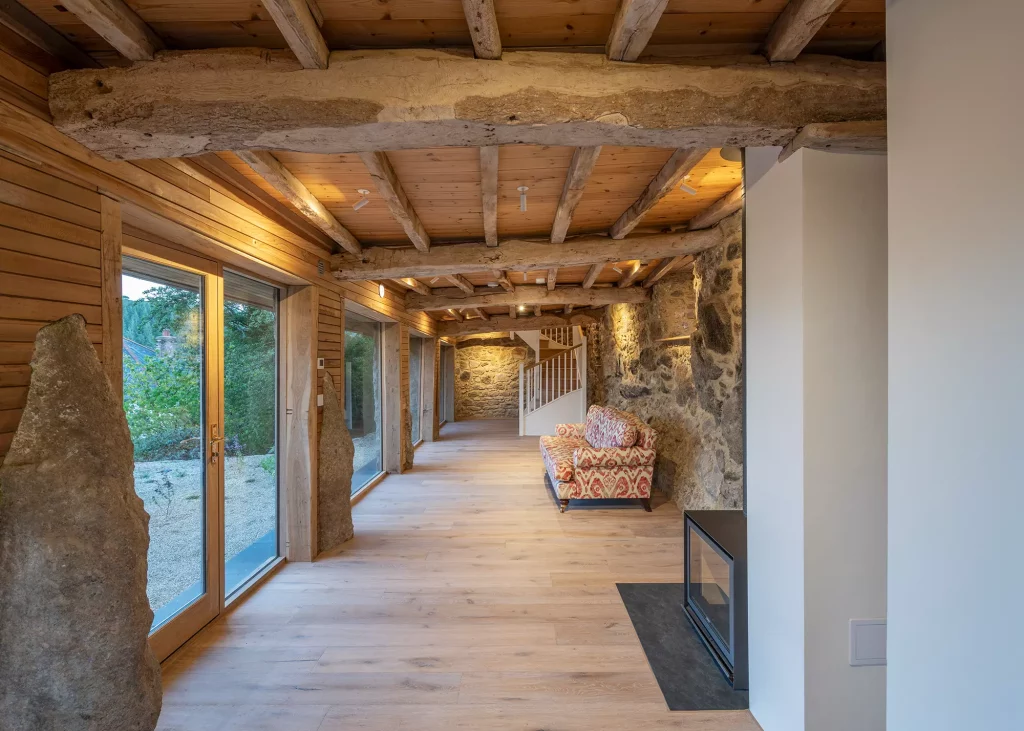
top-left (158, 420), bottom-right (759, 731)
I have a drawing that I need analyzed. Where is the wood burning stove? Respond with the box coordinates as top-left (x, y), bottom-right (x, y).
top-left (683, 510), bottom-right (748, 690)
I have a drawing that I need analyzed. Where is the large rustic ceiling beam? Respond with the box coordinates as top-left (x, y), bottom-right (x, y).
top-left (0, 0), bottom-right (101, 68)
top-left (260, 0), bottom-right (329, 70)
top-left (480, 146), bottom-right (499, 247)
top-left (551, 146), bottom-right (602, 244)
top-left (49, 49), bottom-right (887, 160)
top-left (236, 149), bottom-right (362, 255)
top-left (406, 284), bottom-right (648, 312)
top-left (359, 151), bottom-right (431, 252)
top-left (763, 0), bottom-right (845, 63)
top-left (332, 228), bottom-right (723, 281)
top-left (778, 120), bottom-right (887, 163)
top-left (460, 0), bottom-right (502, 60)
top-left (438, 310), bottom-right (601, 337)
top-left (59, 0), bottom-right (163, 61)
top-left (606, 0), bottom-right (670, 62)
top-left (609, 147), bottom-right (709, 239)
top-left (689, 183), bottom-right (744, 231)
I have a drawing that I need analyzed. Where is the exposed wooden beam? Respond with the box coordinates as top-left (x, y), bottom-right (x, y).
top-left (479, 146), bottom-right (499, 247)
top-left (260, 0), bottom-right (329, 70)
top-left (399, 277), bottom-right (431, 296)
top-left (446, 274), bottom-right (475, 294)
top-left (778, 120), bottom-right (887, 163)
top-left (582, 263), bottom-right (604, 290)
top-left (332, 228), bottom-right (724, 281)
top-left (305, 0), bottom-right (324, 28)
top-left (59, 0), bottom-right (163, 61)
top-left (534, 305), bottom-right (543, 317)
top-left (438, 310), bottom-right (601, 338)
top-left (0, 0), bottom-right (101, 68)
top-left (236, 149), bottom-right (362, 256)
top-left (642, 255), bottom-right (689, 288)
top-left (359, 151), bottom-right (431, 252)
top-left (470, 307), bottom-right (490, 321)
top-left (609, 147), bottom-right (709, 239)
top-left (551, 146), bottom-right (602, 244)
top-left (460, 0), bottom-right (502, 60)
top-left (493, 270), bottom-right (514, 292)
top-left (546, 269), bottom-right (557, 291)
top-left (606, 0), bottom-right (670, 62)
top-left (50, 49), bottom-right (887, 160)
top-left (509, 306), bottom-right (517, 319)
top-left (689, 183), bottom-right (744, 231)
top-left (763, 0), bottom-right (845, 63)
top-left (617, 260), bottom-right (645, 288)
top-left (406, 284), bottom-right (649, 313)
top-left (447, 309), bottom-right (464, 322)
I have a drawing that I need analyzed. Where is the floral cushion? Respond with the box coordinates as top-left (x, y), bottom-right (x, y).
top-left (616, 410), bottom-right (657, 450)
top-left (583, 405), bottom-right (638, 449)
top-left (540, 435), bottom-right (586, 483)
top-left (555, 423), bottom-right (586, 438)
top-left (574, 445), bottom-right (656, 469)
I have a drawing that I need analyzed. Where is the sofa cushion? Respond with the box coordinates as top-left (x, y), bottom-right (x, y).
top-left (584, 405), bottom-right (639, 449)
top-left (540, 435), bottom-right (586, 483)
top-left (617, 410), bottom-right (657, 450)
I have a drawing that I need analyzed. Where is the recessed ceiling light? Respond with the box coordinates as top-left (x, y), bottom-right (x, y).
top-left (378, 283), bottom-right (385, 298)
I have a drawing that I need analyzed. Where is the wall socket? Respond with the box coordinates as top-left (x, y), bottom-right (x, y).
top-left (849, 619), bottom-right (887, 666)
top-left (317, 358), bottom-right (325, 369)
top-left (317, 394), bottom-right (324, 407)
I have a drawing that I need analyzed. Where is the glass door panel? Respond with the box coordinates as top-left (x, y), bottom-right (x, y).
top-left (122, 256), bottom-right (208, 631)
top-left (410, 336), bottom-right (422, 445)
top-left (222, 271), bottom-right (280, 597)
top-left (345, 311), bottom-right (383, 493)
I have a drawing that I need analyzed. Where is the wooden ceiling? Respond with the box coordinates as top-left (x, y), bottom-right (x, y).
top-left (19, 0), bottom-right (884, 67)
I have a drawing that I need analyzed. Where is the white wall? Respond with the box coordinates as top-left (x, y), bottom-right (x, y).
top-left (746, 148), bottom-right (888, 731)
top-left (886, 2), bottom-right (1024, 729)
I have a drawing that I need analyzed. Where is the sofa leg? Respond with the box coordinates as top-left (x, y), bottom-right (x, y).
top-left (640, 498), bottom-right (652, 512)
top-left (559, 500), bottom-right (570, 513)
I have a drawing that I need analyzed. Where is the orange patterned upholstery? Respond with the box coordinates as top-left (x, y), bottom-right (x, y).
top-left (539, 406), bottom-right (657, 503)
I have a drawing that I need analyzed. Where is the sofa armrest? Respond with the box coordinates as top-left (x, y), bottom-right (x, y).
top-left (555, 423), bottom-right (586, 438)
top-left (574, 446), bottom-right (656, 469)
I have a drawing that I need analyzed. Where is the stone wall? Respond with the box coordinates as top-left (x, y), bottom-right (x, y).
top-left (587, 212), bottom-right (743, 510)
top-left (455, 334), bottom-right (531, 420)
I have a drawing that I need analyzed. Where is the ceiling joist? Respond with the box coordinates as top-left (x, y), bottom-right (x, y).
top-left (617, 261), bottom-right (645, 288)
top-left (460, 0), bottom-right (502, 60)
top-left (236, 149), bottom-right (361, 256)
top-left (551, 146), bottom-right (602, 245)
top-left (689, 183), bottom-right (744, 231)
top-left (446, 274), bottom-right (475, 295)
top-left (359, 151), bottom-right (431, 252)
top-left (480, 146), bottom-right (499, 247)
top-left (606, 0), bottom-right (670, 62)
top-left (260, 0), bottom-right (329, 70)
top-left (49, 49), bottom-right (887, 160)
top-left (493, 270), bottom-right (515, 293)
top-left (609, 147), bottom-right (709, 239)
top-left (406, 285), bottom-right (649, 313)
top-left (778, 120), bottom-right (888, 163)
top-left (331, 228), bottom-right (725, 281)
top-left (438, 310), bottom-right (601, 338)
top-left (0, 0), bottom-right (101, 68)
top-left (582, 263), bottom-right (604, 290)
top-left (59, 0), bottom-right (163, 61)
top-left (642, 255), bottom-right (689, 288)
top-left (763, 0), bottom-right (845, 63)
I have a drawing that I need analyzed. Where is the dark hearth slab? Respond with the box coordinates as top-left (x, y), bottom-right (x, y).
top-left (617, 583), bottom-right (748, 711)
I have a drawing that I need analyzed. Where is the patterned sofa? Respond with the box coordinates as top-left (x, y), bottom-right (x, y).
top-left (540, 405), bottom-right (657, 512)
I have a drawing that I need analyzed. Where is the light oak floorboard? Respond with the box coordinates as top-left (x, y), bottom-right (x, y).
top-left (159, 420), bottom-right (759, 731)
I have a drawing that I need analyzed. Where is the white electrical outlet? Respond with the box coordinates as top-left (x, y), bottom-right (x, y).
top-left (317, 358), bottom-right (325, 369)
top-left (849, 619), bottom-right (886, 666)
top-left (317, 394), bottom-right (324, 407)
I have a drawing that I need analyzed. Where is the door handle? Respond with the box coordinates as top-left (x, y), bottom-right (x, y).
top-left (209, 425), bottom-right (225, 464)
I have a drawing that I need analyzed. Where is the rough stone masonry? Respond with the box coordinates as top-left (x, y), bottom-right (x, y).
top-left (0, 315), bottom-right (162, 731)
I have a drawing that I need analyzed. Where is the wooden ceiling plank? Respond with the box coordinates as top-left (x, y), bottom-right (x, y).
top-left (236, 149), bottom-right (362, 255)
top-left (406, 284), bottom-right (649, 312)
top-left (609, 147), bottom-right (710, 239)
top-left (763, 0), bottom-right (846, 63)
top-left (480, 146), bottom-right (499, 247)
top-left (582, 263), bottom-right (604, 289)
top-left (778, 120), bottom-right (887, 162)
top-left (550, 146), bottom-right (602, 244)
top-left (439, 309), bottom-right (601, 338)
top-left (606, 0), bottom-right (670, 62)
top-left (332, 227), bottom-right (726, 281)
top-left (617, 260), bottom-right (645, 288)
top-left (260, 0), bottom-right (329, 70)
top-left (51, 50), bottom-right (887, 160)
top-left (642, 255), bottom-right (688, 287)
top-left (446, 274), bottom-right (475, 294)
top-left (689, 183), bottom-right (744, 231)
top-left (59, 0), bottom-right (163, 61)
top-left (359, 151), bottom-right (431, 252)
top-left (460, 0), bottom-right (502, 60)
top-left (0, 0), bottom-right (100, 68)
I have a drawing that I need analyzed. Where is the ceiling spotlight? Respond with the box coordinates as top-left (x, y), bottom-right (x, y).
top-left (679, 183), bottom-right (698, 195)
top-left (353, 189), bottom-right (371, 210)
top-left (430, 278), bottom-right (440, 284)
top-left (518, 305), bottom-right (526, 312)
top-left (517, 185), bottom-right (529, 212)
top-left (378, 283), bottom-right (386, 298)
top-left (720, 147), bottom-right (742, 162)
top-left (612, 266), bottom-right (622, 274)
top-left (487, 282), bottom-right (498, 287)
top-left (536, 277), bottom-right (545, 285)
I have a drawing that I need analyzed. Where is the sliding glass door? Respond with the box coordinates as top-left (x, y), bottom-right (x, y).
top-left (345, 311), bottom-right (383, 493)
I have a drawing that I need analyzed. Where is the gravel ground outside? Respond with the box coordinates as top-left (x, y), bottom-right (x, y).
top-left (352, 431), bottom-right (381, 478)
top-left (135, 455), bottom-right (276, 611)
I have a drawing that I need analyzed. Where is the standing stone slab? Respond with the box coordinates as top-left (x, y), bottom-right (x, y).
top-left (317, 374), bottom-right (354, 553)
top-left (0, 315), bottom-right (162, 731)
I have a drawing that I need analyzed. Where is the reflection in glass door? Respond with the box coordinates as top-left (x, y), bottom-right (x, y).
top-left (409, 336), bottom-right (422, 445)
top-left (121, 256), bottom-right (209, 632)
top-left (345, 311), bottom-right (383, 493)
top-left (222, 271), bottom-right (279, 598)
